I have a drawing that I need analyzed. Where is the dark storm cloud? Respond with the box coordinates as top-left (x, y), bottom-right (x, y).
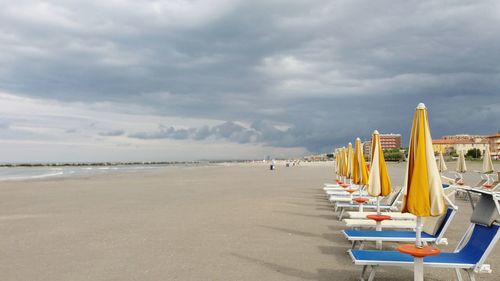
top-left (130, 121), bottom-right (262, 144)
top-left (1, 0), bottom-right (500, 153)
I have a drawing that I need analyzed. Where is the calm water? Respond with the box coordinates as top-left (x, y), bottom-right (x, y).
top-left (0, 165), bottom-right (165, 181)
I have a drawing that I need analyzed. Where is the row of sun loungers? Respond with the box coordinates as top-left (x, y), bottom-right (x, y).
top-left (321, 180), bottom-right (500, 280)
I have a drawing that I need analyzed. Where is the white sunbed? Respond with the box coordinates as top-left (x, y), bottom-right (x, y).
top-left (329, 195), bottom-right (377, 204)
top-left (343, 218), bottom-right (417, 230)
top-left (345, 211), bottom-right (415, 220)
top-left (342, 186), bottom-right (457, 228)
top-left (326, 189), bottom-right (369, 196)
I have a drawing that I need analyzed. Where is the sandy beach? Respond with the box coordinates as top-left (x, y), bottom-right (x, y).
top-left (0, 162), bottom-right (498, 281)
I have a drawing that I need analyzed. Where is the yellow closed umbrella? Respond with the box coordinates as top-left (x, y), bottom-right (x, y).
top-left (367, 130), bottom-right (392, 214)
top-left (367, 130), bottom-right (392, 249)
top-left (352, 137), bottom-right (369, 211)
top-left (401, 103), bottom-right (446, 281)
top-left (338, 147), bottom-right (345, 182)
top-left (352, 138), bottom-right (369, 186)
top-left (346, 142), bottom-right (353, 183)
top-left (342, 147), bottom-right (348, 180)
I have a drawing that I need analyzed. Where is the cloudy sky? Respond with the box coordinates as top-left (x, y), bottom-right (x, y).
top-left (1, 0), bottom-right (499, 162)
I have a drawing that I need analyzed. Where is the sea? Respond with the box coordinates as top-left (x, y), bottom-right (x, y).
top-left (0, 165), bottom-right (167, 181)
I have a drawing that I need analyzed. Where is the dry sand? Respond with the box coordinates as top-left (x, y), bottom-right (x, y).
top-left (0, 162), bottom-right (498, 281)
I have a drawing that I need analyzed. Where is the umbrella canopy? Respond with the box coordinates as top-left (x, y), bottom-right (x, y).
top-left (483, 145), bottom-right (495, 174)
top-left (456, 150), bottom-right (467, 173)
top-left (342, 147), bottom-right (348, 177)
top-left (402, 103), bottom-right (446, 217)
top-left (367, 130), bottom-right (392, 197)
top-left (346, 143), bottom-right (353, 179)
top-left (334, 148), bottom-right (339, 177)
top-left (437, 151), bottom-right (447, 173)
top-left (352, 138), bottom-right (369, 185)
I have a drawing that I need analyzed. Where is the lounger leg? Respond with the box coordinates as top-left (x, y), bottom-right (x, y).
top-left (338, 208), bottom-right (345, 220)
top-left (454, 268), bottom-right (463, 281)
top-left (367, 266), bottom-right (377, 281)
top-left (466, 270), bottom-right (476, 281)
top-left (360, 265), bottom-right (367, 281)
top-left (351, 241), bottom-right (357, 249)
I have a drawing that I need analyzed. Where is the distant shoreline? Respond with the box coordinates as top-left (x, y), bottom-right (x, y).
top-left (0, 159), bottom-right (278, 168)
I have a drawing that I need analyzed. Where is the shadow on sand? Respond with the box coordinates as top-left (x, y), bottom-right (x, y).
top-left (229, 253), bottom-right (357, 281)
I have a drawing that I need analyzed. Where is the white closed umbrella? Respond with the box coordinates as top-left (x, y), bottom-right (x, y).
top-left (437, 151), bottom-right (447, 173)
top-left (482, 145), bottom-right (495, 186)
top-left (483, 145), bottom-right (495, 174)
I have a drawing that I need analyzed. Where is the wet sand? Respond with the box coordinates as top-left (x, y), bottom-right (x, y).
top-left (0, 162), bottom-right (498, 281)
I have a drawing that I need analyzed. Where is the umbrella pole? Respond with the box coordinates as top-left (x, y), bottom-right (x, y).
top-left (415, 216), bottom-right (424, 281)
top-left (414, 257), bottom-right (424, 281)
top-left (375, 196), bottom-right (382, 249)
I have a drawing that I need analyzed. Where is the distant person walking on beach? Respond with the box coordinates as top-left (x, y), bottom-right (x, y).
top-left (270, 159), bottom-right (276, 170)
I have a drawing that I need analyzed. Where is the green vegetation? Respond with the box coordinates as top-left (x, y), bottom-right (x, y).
top-left (383, 149), bottom-right (405, 162)
top-left (466, 148), bottom-right (482, 159)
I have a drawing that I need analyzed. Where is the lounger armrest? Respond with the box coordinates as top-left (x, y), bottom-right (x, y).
top-left (476, 264), bottom-right (492, 274)
top-left (436, 238), bottom-right (448, 245)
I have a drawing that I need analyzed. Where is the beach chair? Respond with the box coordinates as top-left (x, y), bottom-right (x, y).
top-left (326, 189), bottom-right (370, 196)
top-left (329, 195), bottom-right (377, 204)
top-left (341, 185), bottom-right (456, 225)
top-left (335, 189), bottom-right (402, 220)
top-left (345, 211), bottom-right (415, 220)
top-left (348, 192), bottom-right (500, 281)
top-left (343, 207), bottom-right (456, 249)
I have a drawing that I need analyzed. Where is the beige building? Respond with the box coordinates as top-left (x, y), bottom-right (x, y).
top-left (486, 133), bottom-right (500, 159)
top-left (432, 138), bottom-right (488, 155)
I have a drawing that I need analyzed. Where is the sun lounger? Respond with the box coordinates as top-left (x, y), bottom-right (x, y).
top-left (343, 218), bottom-right (417, 230)
top-left (343, 207), bottom-right (456, 249)
top-left (335, 189), bottom-right (402, 220)
top-left (326, 189), bottom-right (369, 196)
top-left (349, 223), bottom-right (499, 281)
top-left (344, 211), bottom-right (415, 220)
top-left (340, 185), bottom-right (456, 223)
top-left (348, 192), bottom-right (500, 281)
top-left (329, 197), bottom-right (377, 205)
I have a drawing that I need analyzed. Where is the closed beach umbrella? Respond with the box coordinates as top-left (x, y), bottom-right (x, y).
top-left (402, 103), bottom-right (446, 281)
top-left (367, 130), bottom-right (392, 214)
top-left (352, 138), bottom-right (369, 186)
top-left (437, 151), bottom-right (447, 173)
top-left (456, 150), bottom-right (467, 173)
top-left (342, 147), bottom-right (348, 179)
top-left (334, 149), bottom-right (339, 180)
top-left (483, 145), bottom-right (495, 174)
top-left (346, 142), bottom-right (353, 181)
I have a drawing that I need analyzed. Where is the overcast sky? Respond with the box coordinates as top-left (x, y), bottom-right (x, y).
top-left (1, 0), bottom-right (499, 162)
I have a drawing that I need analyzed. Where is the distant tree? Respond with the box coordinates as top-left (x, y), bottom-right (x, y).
top-left (383, 149), bottom-right (405, 162)
top-left (466, 148), bottom-right (481, 159)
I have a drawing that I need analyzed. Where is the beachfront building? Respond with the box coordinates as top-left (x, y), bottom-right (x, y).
top-left (486, 132), bottom-right (500, 159)
top-left (432, 136), bottom-right (488, 155)
top-left (363, 141), bottom-right (371, 158)
top-left (303, 154), bottom-right (330, 162)
top-left (379, 134), bottom-right (402, 149)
